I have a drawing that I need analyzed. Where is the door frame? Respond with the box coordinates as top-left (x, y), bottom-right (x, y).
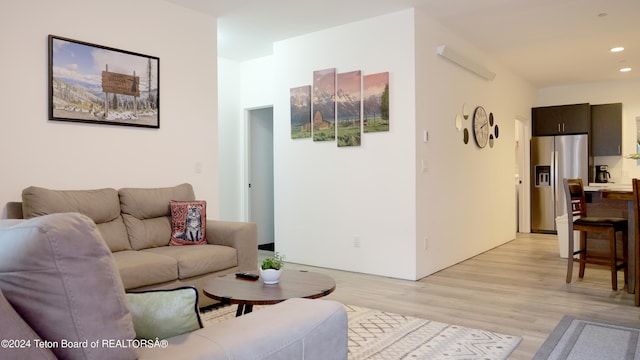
top-left (515, 115), bottom-right (531, 233)
top-left (244, 105), bottom-right (275, 245)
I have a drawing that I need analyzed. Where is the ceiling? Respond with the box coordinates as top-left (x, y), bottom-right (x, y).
top-left (166, 0), bottom-right (640, 88)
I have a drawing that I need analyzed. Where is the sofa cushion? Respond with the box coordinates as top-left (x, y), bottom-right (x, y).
top-left (0, 213), bottom-right (136, 360)
top-left (119, 183), bottom-right (195, 250)
top-left (126, 287), bottom-right (202, 340)
top-left (170, 200), bottom-right (207, 245)
top-left (0, 289), bottom-right (57, 360)
top-left (112, 250), bottom-right (179, 289)
top-left (143, 245), bottom-right (237, 279)
top-left (21, 186), bottom-right (131, 252)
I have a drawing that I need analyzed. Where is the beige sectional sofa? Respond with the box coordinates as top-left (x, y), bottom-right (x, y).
top-left (0, 212), bottom-right (348, 359)
top-left (7, 183), bottom-right (258, 307)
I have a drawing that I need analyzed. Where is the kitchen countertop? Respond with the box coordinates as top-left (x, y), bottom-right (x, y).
top-left (584, 183), bottom-right (632, 192)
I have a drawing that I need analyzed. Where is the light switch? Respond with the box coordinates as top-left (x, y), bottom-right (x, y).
top-left (422, 160), bottom-right (428, 173)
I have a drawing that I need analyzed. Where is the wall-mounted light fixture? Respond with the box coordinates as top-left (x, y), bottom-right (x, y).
top-left (436, 45), bottom-right (496, 81)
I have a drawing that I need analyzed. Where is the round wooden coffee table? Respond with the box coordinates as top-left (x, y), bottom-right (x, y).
top-left (203, 269), bottom-right (336, 316)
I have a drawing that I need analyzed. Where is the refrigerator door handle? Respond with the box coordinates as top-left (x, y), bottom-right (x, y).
top-left (553, 150), bottom-right (559, 207)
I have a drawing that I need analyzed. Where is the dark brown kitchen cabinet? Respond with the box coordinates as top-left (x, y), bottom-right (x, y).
top-left (591, 103), bottom-right (622, 156)
top-left (532, 103), bottom-right (590, 136)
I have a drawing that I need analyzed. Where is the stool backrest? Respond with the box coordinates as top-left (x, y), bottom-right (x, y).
top-left (633, 179), bottom-right (640, 305)
top-left (563, 178), bottom-right (586, 227)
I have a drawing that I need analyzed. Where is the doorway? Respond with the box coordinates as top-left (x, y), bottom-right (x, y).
top-left (515, 117), bottom-right (531, 233)
top-left (247, 107), bottom-right (275, 249)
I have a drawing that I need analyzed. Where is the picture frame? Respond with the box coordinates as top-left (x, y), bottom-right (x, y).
top-left (48, 35), bottom-right (160, 128)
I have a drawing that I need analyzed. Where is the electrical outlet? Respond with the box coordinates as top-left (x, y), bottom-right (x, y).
top-left (424, 237), bottom-right (428, 250)
top-left (353, 236), bottom-right (361, 248)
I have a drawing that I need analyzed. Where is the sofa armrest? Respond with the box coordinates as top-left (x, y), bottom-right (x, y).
top-left (137, 298), bottom-right (348, 360)
top-left (206, 220), bottom-right (257, 272)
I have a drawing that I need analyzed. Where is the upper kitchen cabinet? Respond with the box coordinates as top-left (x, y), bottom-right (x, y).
top-left (591, 103), bottom-right (622, 156)
top-left (532, 103), bottom-right (590, 136)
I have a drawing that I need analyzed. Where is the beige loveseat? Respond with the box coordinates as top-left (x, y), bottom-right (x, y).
top-left (7, 183), bottom-right (257, 307)
top-left (0, 213), bottom-right (348, 359)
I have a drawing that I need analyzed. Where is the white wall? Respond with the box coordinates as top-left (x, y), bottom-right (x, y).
top-left (0, 0), bottom-right (219, 218)
top-left (218, 58), bottom-right (243, 220)
top-left (413, 9), bottom-right (537, 278)
top-left (538, 79), bottom-right (640, 184)
top-left (218, 56), bottom-right (275, 221)
top-left (273, 10), bottom-right (418, 279)
top-left (220, 9), bottom-right (537, 280)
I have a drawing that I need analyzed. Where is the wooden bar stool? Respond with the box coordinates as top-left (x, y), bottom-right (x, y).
top-left (563, 178), bottom-right (628, 290)
top-left (632, 179), bottom-right (640, 306)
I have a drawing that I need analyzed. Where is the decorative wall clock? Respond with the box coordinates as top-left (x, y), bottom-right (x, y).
top-left (473, 106), bottom-right (489, 148)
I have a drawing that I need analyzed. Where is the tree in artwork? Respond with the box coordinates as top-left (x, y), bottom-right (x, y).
top-left (363, 72), bottom-right (389, 133)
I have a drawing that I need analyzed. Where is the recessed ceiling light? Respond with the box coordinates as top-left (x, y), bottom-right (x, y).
top-left (620, 67), bottom-right (632, 72)
top-left (611, 47), bottom-right (624, 52)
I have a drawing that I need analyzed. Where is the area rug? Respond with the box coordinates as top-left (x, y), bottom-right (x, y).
top-left (201, 304), bottom-right (521, 359)
top-left (533, 315), bottom-right (640, 360)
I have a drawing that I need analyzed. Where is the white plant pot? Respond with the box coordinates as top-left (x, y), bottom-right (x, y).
top-left (260, 268), bottom-right (282, 284)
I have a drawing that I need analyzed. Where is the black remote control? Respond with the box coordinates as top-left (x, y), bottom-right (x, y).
top-left (235, 272), bottom-right (259, 281)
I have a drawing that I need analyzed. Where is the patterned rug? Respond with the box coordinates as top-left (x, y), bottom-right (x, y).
top-left (201, 303), bottom-right (521, 359)
top-left (533, 315), bottom-right (640, 360)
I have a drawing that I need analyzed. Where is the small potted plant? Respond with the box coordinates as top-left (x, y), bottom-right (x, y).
top-left (260, 252), bottom-right (285, 284)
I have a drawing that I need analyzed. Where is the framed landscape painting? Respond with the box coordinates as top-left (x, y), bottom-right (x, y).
top-left (48, 35), bottom-right (160, 128)
top-left (363, 72), bottom-right (389, 133)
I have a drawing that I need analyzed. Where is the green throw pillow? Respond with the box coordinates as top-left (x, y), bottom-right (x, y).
top-left (126, 286), bottom-right (202, 340)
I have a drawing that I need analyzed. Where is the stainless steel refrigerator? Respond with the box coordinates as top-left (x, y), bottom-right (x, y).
top-left (531, 134), bottom-right (589, 233)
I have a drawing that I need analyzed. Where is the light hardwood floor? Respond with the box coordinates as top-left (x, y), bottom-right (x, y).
top-left (260, 232), bottom-right (640, 359)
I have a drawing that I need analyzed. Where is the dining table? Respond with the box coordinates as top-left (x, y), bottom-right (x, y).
top-left (584, 183), bottom-right (638, 305)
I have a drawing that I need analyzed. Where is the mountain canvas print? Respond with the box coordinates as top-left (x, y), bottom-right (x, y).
top-left (337, 70), bottom-right (362, 147)
top-left (312, 68), bottom-right (336, 141)
top-left (363, 72), bottom-right (389, 133)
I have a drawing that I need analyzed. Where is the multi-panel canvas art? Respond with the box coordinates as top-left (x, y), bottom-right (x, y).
top-left (290, 68), bottom-right (389, 147)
